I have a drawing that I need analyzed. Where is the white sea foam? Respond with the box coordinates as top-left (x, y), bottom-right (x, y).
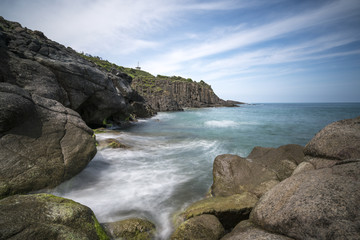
top-left (205, 120), bottom-right (239, 128)
top-left (51, 132), bottom-right (219, 239)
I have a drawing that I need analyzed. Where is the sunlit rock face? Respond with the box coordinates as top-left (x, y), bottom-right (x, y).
top-left (132, 77), bottom-right (241, 112)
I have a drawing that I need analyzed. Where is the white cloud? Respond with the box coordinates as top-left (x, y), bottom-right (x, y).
top-left (142, 0), bottom-right (360, 82)
top-left (1, 0), bottom-right (359, 102)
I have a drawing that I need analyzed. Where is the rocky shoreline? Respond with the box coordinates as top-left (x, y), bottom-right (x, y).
top-left (1, 16), bottom-right (360, 240)
top-left (170, 116), bottom-right (360, 239)
top-left (1, 116), bottom-right (359, 239)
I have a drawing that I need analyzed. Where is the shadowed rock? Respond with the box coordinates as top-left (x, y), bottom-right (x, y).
top-left (179, 192), bottom-right (258, 230)
top-left (0, 83), bottom-right (96, 198)
top-left (0, 16), bottom-right (153, 127)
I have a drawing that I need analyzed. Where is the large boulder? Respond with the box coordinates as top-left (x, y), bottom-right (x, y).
top-left (0, 83), bottom-right (96, 198)
top-left (304, 117), bottom-right (360, 160)
top-left (291, 161), bottom-right (315, 176)
top-left (211, 154), bottom-right (279, 197)
top-left (171, 214), bottom-right (224, 240)
top-left (102, 218), bottom-right (156, 240)
top-left (179, 192), bottom-right (258, 230)
top-left (0, 193), bottom-right (109, 240)
top-left (248, 144), bottom-right (304, 165)
top-left (250, 160), bottom-right (360, 240)
top-left (221, 220), bottom-right (294, 240)
top-left (247, 144), bottom-right (304, 180)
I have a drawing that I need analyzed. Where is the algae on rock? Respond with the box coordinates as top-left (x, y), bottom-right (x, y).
top-left (0, 193), bottom-right (109, 240)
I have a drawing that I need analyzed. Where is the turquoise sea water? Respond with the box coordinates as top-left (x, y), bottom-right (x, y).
top-left (51, 103), bottom-right (360, 239)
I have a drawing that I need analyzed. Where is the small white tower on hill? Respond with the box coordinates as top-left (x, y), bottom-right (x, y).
top-left (136, 62), bottom-right (141, 70)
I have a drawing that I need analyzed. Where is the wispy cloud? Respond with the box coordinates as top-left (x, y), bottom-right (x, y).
top-left (1, 0), bottom-right (359, 102)
top-left (143, 0), bottom-right (360, 75)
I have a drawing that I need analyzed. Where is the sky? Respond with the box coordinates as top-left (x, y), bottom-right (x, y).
top-left (1, 0), bottom-right (360, 103)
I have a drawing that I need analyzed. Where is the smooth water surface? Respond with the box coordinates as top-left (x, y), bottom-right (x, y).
top-left (50, 103), bottom-right (360, 239)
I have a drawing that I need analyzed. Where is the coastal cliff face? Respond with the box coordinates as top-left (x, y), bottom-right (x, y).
top-left (0, 16), bottom-right (151, 127)
top-left (0, 16), bottom-right (151, 198)
top-left (132, 77), bottom-right (239, 112)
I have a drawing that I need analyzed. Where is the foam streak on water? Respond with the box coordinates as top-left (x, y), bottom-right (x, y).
top-left (52, 131), bottom-right (220, 239)
top-left (50, 103), bottom-right (360, 239)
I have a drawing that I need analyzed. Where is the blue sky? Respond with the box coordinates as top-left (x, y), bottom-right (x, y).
top-left (1, 0), bottom-right (360, 103)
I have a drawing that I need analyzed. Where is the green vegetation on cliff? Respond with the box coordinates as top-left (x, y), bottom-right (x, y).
top-left (77, 52), bottom-right (211, 88)
top-left (78, 52), bottom-right (154, 79)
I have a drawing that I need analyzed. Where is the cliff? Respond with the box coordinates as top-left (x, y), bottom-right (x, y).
top-left (78, 55), bottom-right (243, 112)
top-left (132, 76), bottom-right (242, 112)
top-left (0, 16), bottom-right (152, 128)
top-left (0, 16), bottom-right (152, 198)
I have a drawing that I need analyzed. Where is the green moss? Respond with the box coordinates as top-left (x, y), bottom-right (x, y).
top-left (34, 193), bottom-right (73, 203)
top-left (92, 215), bottom-right (110, 240)
top-left (93, 128), bottom-right (106, 134)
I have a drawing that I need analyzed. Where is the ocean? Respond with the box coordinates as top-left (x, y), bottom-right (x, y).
top-left (50, 103), bottom-right (360, 239)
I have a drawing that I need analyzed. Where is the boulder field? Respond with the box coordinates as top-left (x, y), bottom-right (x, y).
top-left (172, 116), bottom-right (360, 240)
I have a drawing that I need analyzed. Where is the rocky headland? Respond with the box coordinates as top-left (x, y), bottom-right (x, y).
top-left (0, 16), bottom-right (359, 240)
top-left (131, 76), bottom-right (242, 112)
top-left (78, 55), bottom-right (243, 112)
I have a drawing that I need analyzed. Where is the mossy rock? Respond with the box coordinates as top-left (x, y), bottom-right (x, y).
top-left (171, 214), bottom-right (224, 240)
top-left (102, 218), bottom-right (156, 240)
top-left (0, 193), bottom-right (109, 240)
top-left (97, 138), bottom-right (130, 150)
top-left (178, 192), bottom-right (258, 230)
top-left (93, 128), bottom-right (107, 134)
